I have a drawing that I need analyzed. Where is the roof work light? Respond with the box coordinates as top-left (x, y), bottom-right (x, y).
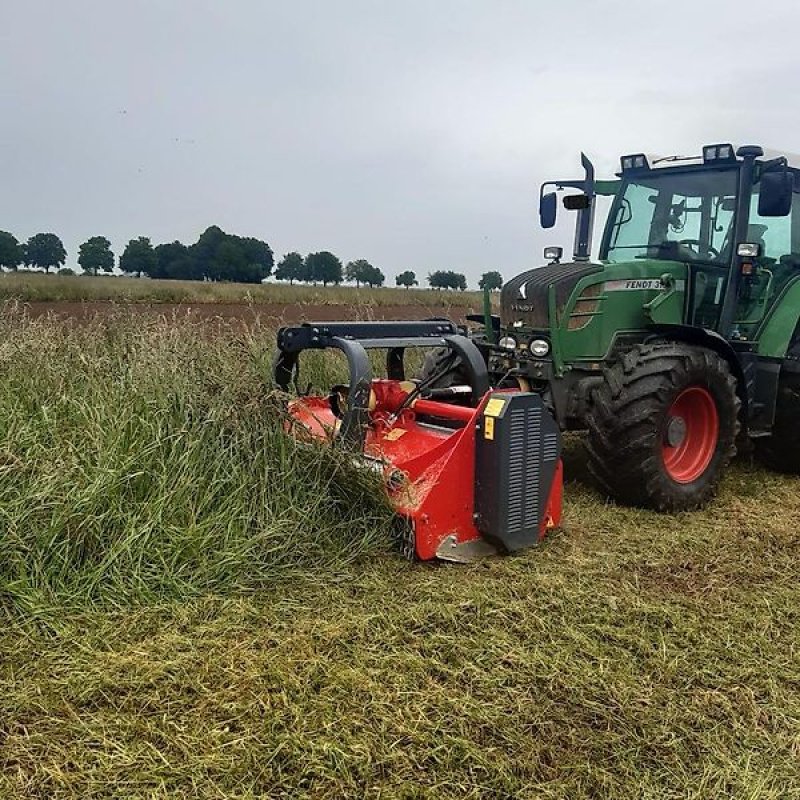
top-left (620, 153), bottom-right (650, 172)
top-left (702, 143), bottom-right (736, 163)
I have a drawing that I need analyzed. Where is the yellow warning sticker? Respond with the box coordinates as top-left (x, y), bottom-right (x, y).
top-left (484, 397), bottom-right (506, 418)
top-left (484, 417), bottom-right (495, 440)
top-left (384, 428), bottom-right (407, 441)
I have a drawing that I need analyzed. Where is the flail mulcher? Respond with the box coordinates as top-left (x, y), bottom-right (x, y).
top-left (274, 320), bottom-right (563, 562)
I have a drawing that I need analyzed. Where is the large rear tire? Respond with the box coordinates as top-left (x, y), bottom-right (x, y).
top-left (754, 375), bottom-right (800, 473)
top-left (417, 348), bottom-right (470, 390)
top-left (585, 343), bottom-right (740, 511)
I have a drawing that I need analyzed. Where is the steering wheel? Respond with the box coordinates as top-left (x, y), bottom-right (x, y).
top-left (676, 239), bottom-right (720, 260)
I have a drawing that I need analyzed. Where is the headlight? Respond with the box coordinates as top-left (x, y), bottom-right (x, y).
top-left (737, 242), bottom-right (761, 258)
top-left (498, 335), bottom-right (517, 351)
top-left (529, 338), bottom-right (550, 357)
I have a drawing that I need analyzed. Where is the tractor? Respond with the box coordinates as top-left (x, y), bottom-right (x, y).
top-left (275, 142), bottom-right (800, 562)
top-left (438, 143), bottom-right (800, 511)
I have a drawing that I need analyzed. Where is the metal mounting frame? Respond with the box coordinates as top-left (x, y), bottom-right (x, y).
top-left (274, 320), bottom-right (489, 449)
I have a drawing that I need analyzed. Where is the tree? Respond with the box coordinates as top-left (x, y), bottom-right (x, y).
top-left (305, 251), bottom-right (343, 286)
top-left (154, 241), bottom-right (196, 280)
top-left (78, 236), bottom-right (115, 276)
top-left (428, 270), bottom-right (467, 290)
top-left (479, 271), bottom-right (503, 291)
top-left (24, 233), bottom-right (66, 273)
top-left (395, 270), bottom-right (418, 289)
top-left (428, 270), bottom-right (449, 290)
top-left (58, 267), bottom-right (76, 276)
top-left (275, 252), bottom-right (304, 285)
top-left (190, 226), bottom-right (273, 283)
top-left (345, 259), bottom-right (368, 287)
top-left (236, 235), bottom-right (274, 282)
top-left (0, 231), bottom-right (23, 271)
top-left (120, 237), bottom-right (157, 278)
top-left (299, 255), bottom-right (315, 284)
top-left (191, 225), bottom-right (226, 279)
top-left (366, 265), bottom-right (385, 287)
top-left (345, 259), bottom-right (384, 288)
top-left (208, 239), bottom-right (247, 282)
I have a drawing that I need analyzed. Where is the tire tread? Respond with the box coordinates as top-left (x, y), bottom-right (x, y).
top-left (585, 343), bottom-right (740, 511)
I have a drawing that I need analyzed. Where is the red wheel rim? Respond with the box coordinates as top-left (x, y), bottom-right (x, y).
top-left (661, 387), bottom-right (719, 483)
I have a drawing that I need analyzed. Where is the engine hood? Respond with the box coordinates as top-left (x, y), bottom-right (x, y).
top-left (501, 261), bottom-right (602, 328)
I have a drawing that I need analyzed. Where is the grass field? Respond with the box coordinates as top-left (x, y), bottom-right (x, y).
top-left (0, 271), bottom-right (487, 308)
top-left (1, 308), bottom-right (799, 798)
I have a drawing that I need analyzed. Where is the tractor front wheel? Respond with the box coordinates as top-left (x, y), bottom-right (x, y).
top-left (417, 348), bottom-right (470, 392)
top-left (585, 343), bottom-right (740, 511)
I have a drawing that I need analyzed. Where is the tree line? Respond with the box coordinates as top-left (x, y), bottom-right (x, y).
top-left (0, 228), bottom-right (504, 290)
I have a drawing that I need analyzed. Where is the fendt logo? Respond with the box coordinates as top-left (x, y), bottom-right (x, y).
top-left (605, 279), bottom-right (664, 292)
top-left (624, 279), bottom-right (662, 290)
top-left (518, 281), bottom-right (528, 300)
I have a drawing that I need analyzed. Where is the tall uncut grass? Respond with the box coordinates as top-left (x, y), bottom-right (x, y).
top-left (0, 271), bottom-right (487, 308)
top-left (0, 307), bottom-right (395, 616)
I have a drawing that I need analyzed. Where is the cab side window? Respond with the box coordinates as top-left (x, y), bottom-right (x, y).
top-left (748, 192), bottom-right (792, 262)
top-left (735, 180), bottom-right (800, 332)
top-left (606, 183), bottom-right (657, 262)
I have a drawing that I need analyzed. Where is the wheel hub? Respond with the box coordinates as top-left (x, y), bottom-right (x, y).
top-left (661, 386), bottom-right (720, 484)
top-left (664, 415), bottom-right (687, 447)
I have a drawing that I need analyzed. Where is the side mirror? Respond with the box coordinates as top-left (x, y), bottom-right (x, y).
top-left (758, 169), bottom-right (793, 217)
top-left (540, 192), bottom-right (557, 229)
top-left (563, 193), bottom-right (591, 211)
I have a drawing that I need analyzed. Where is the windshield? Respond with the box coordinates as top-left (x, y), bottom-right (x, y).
top-left (602, 167), bottom-right (739, 265)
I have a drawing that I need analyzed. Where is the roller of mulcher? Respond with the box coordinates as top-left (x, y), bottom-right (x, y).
top-left (274, 320), bottom-right (563, 562)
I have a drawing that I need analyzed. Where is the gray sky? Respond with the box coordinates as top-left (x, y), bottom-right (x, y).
top-left (2, 0), bottom-right (800, 285)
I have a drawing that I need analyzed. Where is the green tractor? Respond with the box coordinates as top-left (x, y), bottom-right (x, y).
top-left (437, 143), bottom-right (800, 510)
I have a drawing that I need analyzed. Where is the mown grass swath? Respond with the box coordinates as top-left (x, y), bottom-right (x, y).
top-left (0, 308), bottom-right (395, 614)
top-left (2, 458), bottom-right (799, 797)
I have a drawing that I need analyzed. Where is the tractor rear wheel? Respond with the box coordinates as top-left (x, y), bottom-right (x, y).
top-left (754, 375), bottom-right (800, 473)
top-left (585, 343), bottom-right (740, 511)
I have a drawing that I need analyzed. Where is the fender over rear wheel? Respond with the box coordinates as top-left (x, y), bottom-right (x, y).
top-left (585, 343), bottom-right (740, 511)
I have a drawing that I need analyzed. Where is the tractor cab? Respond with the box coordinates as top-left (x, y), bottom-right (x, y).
top-left (528, 144), bottom-right (799, 344)
top-left (598, 146), bottom-right (800, 339)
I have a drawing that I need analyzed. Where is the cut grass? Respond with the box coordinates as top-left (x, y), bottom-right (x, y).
top-left (0, 271), bottom-right (488, 308)
top-left (0, 308), bottom-right (799, 798)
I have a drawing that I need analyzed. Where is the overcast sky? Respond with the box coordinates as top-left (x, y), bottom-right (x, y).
top-left (2, 0), bottom-right (800, 285)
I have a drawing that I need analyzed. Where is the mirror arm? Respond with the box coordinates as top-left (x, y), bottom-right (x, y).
top-left (573, 152), bottom-right (596, 261)
top-left (539, 157), bottom-right (597, 260)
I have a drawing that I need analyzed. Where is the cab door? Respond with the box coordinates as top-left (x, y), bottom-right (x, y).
top-left (736, 179), bottom-right (800, 338)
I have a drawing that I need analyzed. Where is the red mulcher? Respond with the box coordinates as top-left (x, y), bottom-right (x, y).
top-left (274, 320), bottom-right (563, 562)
